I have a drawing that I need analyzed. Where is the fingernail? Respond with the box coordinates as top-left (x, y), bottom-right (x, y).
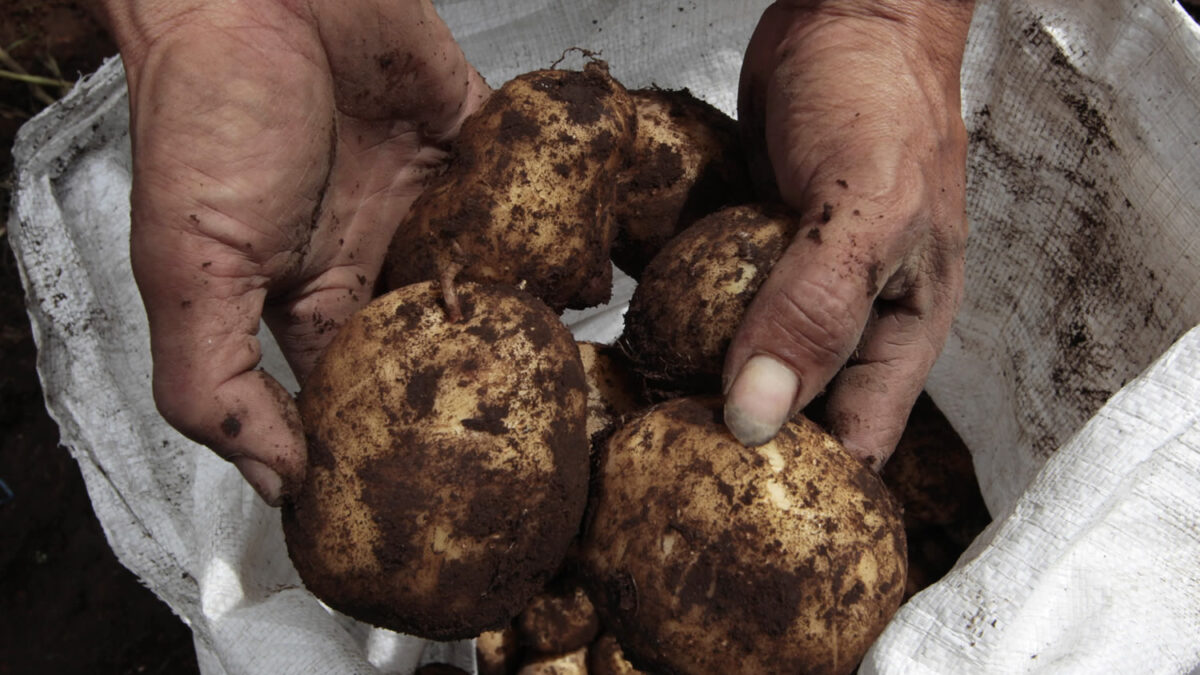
top-left (723, 355), bottom-right (800, 447)
top-left (233, 457), bottom-right (283, 507)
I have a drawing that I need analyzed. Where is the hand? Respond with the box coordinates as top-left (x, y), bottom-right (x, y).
top-left (100, 0), bottom-right (488, 504)
top-left (726, 0), bottom-right (973, 468)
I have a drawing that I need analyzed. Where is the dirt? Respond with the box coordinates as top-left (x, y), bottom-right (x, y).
top-left (1, 2), bottom-right (199, 673)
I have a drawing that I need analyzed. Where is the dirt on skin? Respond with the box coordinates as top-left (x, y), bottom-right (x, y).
top-left (1, 2), bottom-right (200, 673)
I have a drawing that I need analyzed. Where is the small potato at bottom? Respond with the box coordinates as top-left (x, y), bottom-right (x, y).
top-left (588, 634), bottom-right (646, 675)
top-left (581, 397), bottom-right (906, 675)
top-left (517, 647), bottom-right (588, 675)
top-left (283, 281), bottom-right (590, 640)
top-left (517, 580), bottom-right (600, 656)
top-left (476, 624), bottom-right (520, 675)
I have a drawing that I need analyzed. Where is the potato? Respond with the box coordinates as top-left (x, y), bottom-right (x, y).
top-left (611, 88), bottom-right (752, 279)
top-left (283, 281), bottom-right (590, 639)
top-left (580, 397), bottom-right (906, 675)
top-left (587, 634), bottom-right (647, 675)
top-left (477, 625), bottom-right (520, 675)
top-left (517, 580), bottom-right (601, 656)
top-left (882, 393), bottom-right (991, 599)
top-left (882, 393), bottom-right (989, 529)
top-left (577, 341), bottom-right (646, 451)
top-left (517, 647), bottom-right (588, 675)
top-left (619, 203), bottom-right (800, 389)
top-left (384, 61), bottom-right (636, 312)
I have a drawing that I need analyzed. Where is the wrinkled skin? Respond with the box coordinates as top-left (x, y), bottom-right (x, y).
top-left (99, 0), bottom-right (488, 503)
top-left (725, 0), bottom-right (973, 469)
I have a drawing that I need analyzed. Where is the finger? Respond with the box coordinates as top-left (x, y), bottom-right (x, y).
top-left (308, 0), bottom-right (489, 135)
top-left (722, 203), bottom-right (890, 446)
top-left (826, 236), bottom-right (965, 468)
top-left (133, 235), bottom-right (307, 505)
top-left (822, 318), bottom-right (933, 472)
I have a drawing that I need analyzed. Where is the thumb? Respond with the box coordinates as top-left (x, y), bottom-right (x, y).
top-left (133, 230), bottom-right (306, 506)
top-left (722, 207), bottom-right (883, 447)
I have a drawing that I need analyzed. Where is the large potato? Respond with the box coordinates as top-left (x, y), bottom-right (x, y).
top-left (611, 87), bottom-right (752, 279)
top-left (283, 281), bottom-right (590, 639)
top-left (619, 203), bottom-right (800, 389)
top-left (384, 61), bottom-right (636, 312)
top-left (581, 397), bottom-right (906, 675)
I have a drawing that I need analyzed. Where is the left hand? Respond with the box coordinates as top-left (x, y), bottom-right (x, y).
top-left (102, 0), bottom-right (489, 504)
top-left (725, 0), bottom-right (974, 469)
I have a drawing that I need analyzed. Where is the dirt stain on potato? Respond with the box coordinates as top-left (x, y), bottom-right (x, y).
top-left (498, 109), bottom-right (540, 143)
top-left (462, 401), bottom-right (510, 435)
top-left (404, 366), bottom-right (442, 419)
top-left (532, 67), bottom-right (613, 125)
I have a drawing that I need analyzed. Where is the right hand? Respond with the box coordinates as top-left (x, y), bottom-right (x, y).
top-left (726, 0), bottom-right (972, 468)
top-left (99, 0), bottom-right (489, 504)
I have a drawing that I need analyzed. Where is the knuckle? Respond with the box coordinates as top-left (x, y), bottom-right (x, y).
top-left (876, 170), bottom-right (926, 225)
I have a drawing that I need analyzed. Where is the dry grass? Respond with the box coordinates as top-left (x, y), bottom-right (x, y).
top-left (1, 38), bottom-right (76, 242)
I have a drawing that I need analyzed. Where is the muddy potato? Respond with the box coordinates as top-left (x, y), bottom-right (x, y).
top-left (619, 203), bottom-right (800, 389)
top-left (882, 393), bottom-right (989, 530)
top-left (882, 393), bottom-right (991, 600)
top-left (517, 647), bottom-right (588, 675)
top-left (384, 61), bottom-right (636, 312)
top-left (283, 281), bottom-right (590, 640)
top-left (611, 88), bottom-right (752, 279)
top-left (587, 634), bottom-right (647, 675)
top-left (580, 397), bottom-right (906, 675)
top-left (477, 625), bottom-right (520, 675)
top-left (578, 341), bottom-right (646, 451)
top-left (517, 579), bottom-right (601, 656)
